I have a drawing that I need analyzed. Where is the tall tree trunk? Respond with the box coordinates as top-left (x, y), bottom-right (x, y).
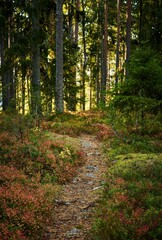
top-left (0, 3), bottom-right (15, 112)
top-left (139, 0), bottom-right (143, 45)
top-left (27, 75), bottom-right (31, 113)
top-left (55, 0), bottom-right (64, 113)
top-left (21, 62), bottom-right (26, 115)
top-left (115, 0), bottom-right (121, 86)
top-left (101, 0), bottom-right (108, 105)
top-left (125, 0), bottom-right (132, 76)
top-left (31, 0), bottom-right (41, 115)
top-left (81, 0), bottom-right (86, 111)
top-left (0, 24), bottom-right (8, 111)
top-left (65, 0), bottom-right (78, 111)
top-left (96, 53), bottom-right (100, 107)
top-left (9, 10), bottom-right (16, 111)
top-left (75, 0), bottom-right (80, 45)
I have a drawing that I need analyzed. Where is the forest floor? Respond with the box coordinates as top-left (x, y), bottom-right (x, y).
top-left (47, 133), bottom-right (107, 240)
top-left (1, 112), bottom-right (162, 239)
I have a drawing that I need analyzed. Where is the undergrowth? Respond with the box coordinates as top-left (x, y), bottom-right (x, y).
top-left (0, 165), bottom-right (53, 240)
top-left (90, 111), bottom-right (162, 240)
top-left (91, 154), bottom-right (162, 240)
top-left (44, 110), bottom-right (108, 137)
top-left (1, 110), bottom-right (162, 239)
top-left (0, 113), bottom-right (88, 239)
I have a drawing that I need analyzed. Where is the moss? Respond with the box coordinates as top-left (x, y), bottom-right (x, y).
top-left (111, 153), bottom-right (162, 180)
top-left (91, 153), bottom-right (162, 240)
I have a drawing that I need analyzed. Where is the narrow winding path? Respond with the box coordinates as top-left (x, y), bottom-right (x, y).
top-left (48, 134), bottom-right (107, 239)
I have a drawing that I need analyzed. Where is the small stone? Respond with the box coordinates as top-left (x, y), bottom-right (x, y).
top-left (81, 141), bottom-right (92, 148)
top-left (72, 177), bottom-right (80, 183)
top-left (95, 151), bottom-right (101, 156)
top-left (93, 186), bottom-right (102, 190)
top-left (87, 181), bottom-right (93, 185)
top-left (87, 152), bottom-right (94, 156)
top-left (67, 228), bottom-right (80, 236)
top-left (85, 173), bottom-right (96, 178)
top-left (86, 165), bottom-right (98, 171)
top-left (55, 199), bottom-right (70, 205)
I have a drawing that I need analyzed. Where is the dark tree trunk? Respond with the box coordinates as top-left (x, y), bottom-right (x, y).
top-left (65, 0), bottom-right (78, 112)
top-left (101, 0), bottom-right (108, 105)
top-left (96, 53), bottom-right (100, 107)
top-left (0, 2), bottom-right (16, 112)
top-left (31, 0), bottom-right (41, 116)
top-left (21, 62), bottom-right (26, 115)
top-left (139, 0), bottom-right (143, 45)
top-left (0, 26), bottom-right (8, 111)
top-left (75, 0), bottom-right (80, 45)
top-left (55, 0), bottom-right (64, 113)
top-left (125, 0), bottom-right (132, 75)
top-left (81, 0), bottom-right (86, 111)
top-left (115, 0), bottom-right (121, 86)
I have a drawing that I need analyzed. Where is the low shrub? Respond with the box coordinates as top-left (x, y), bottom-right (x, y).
top-left (0, 114), bottom-right (35, 141)
top-left (45, 110), bottom-right (106, 137)
top-left (0, 165), bottom-right (52, 240)
top-left (0, 130), bottom-right (84, 184)
top-left (91, 154), bottom-right (162, 240)
top-left (0, 114), bottom-right (86, 239)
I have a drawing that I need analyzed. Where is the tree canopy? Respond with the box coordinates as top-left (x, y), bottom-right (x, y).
top-left (0, 0), bottom-right (162, 115)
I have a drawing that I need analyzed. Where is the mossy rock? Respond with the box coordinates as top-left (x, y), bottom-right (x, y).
top-left (110, 153), bottom-right (162, 181)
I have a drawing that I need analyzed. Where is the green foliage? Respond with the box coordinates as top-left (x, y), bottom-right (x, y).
top-left (106, 133), bottom-right (162, 163)
top-left (109, 47), bottom-right (162, 134)
top-left (91, 154), bottom-right (162, 240)
top-left (125, 47), bottom-right (162, 99)
top-left (0, 114), bottom-right (35, 141)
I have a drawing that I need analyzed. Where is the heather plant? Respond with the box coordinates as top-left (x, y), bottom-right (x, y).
top-left (46, 138), bottom-right (85, 183)
top-left (46, 110), bottom-right (106, 137)
top-left (91, 154), bottom-right (162, 240)
top-left (0, 112), bottom-right (98, 240)
top-left (0, 131), bottom-right (84, 184)
top-left (0, 114), bottom-right (34, 142)
top-left (0, 114), bottom-right (86, 239)
top-left (0, 165), bottom-right (52, 240)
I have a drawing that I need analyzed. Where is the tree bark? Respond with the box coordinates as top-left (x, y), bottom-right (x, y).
top-left (81, 0), bottom-right (86, 111)
top-left (0, 24), bottom-right (8, 111)
top-left (0, 2), bottom-right (15, 112)
top-left (139, 0), bottom-right (143, 45)
top-left (125, 0), bottom-right (132, 73)
top-left (96, 53), bottom-right (100, 107)
top-left (75, 0), bottom-right (80, 45)
top-left (55, 0), bottom-right (64, 113)
top-left (115, 0), bottom-right (121, 86)
top-left (31, 0), bottom-right (41, 115)
top-left (101, 0), bottom-right (108, 105)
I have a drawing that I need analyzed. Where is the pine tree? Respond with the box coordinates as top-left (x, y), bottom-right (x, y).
top-left (55, 0), bottom-right (64, 113)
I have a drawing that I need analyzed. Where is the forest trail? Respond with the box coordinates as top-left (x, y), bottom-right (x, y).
top-left (48, 134), bottom-right (107, 240)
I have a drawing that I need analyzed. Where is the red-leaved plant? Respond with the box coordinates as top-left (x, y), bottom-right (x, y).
top-left (0, 165), bottom-right (52, 239)
top-left (92, 154), bottom-right (162, 240)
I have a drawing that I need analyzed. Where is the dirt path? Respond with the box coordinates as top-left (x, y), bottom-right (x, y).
top-left (48, 134), bottom-right (107, 240)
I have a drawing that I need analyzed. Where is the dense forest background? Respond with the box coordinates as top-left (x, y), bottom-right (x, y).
top-left (1, 0), bottom-right (162, 116)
